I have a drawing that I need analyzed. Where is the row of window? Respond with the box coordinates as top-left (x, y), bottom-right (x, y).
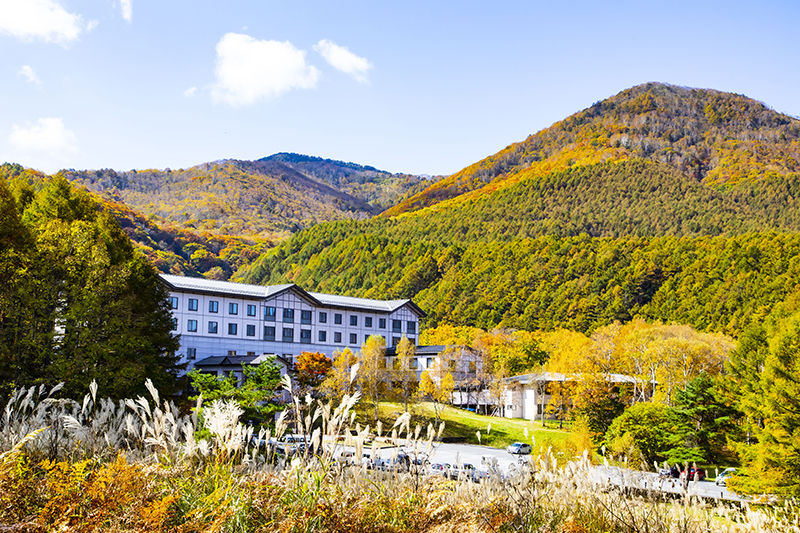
top-left (170, 297), bottom-right (416, 334)
top-left (171, 296), bottom-right (260, 317)
top-left (177, 319), bottom-right (415, 347)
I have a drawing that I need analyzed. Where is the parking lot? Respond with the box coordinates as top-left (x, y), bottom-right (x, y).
top-left (363, 441), bottom-right (743, 502)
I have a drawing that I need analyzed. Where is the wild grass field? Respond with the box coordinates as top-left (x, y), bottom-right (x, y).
top-left (0, 378), bottom-right (796, 533)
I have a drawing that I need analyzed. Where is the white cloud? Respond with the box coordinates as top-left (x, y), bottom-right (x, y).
top-left (120, 0), bottom-right (132, 22)
top-left (0, 0), bottom-right (90, 45)
top-left (211, 33), bottom-right (320, 106)
top-left (184, 86), bottom-right (197, 97)
top-left (18, 65), bottom-right (41, 85)
top-left (9, 118), bottom-right (78, 155)
top-left (314, 39), bottom-right (372, 83)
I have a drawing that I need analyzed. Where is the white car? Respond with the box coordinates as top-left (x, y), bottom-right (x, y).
top-left (507, 442), bottom-right (532, 455)
top-left (716, 467), bottom-right (736, 486)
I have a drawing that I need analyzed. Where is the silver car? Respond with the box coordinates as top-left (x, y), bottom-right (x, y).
top-left (507, 442), bottom-right (532, 455)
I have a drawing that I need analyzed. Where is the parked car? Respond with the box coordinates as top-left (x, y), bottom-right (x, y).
top-left (507, 442), bottom-right (532, 455)
top-left (429, 462), bottom-right (452, 477)
top-left (682, 466), bottom-right (706, 481)
top-left (450, 463), bottom-right (479, 482)
top-left (268, 434), bottom-right (307, 455)
top-left (716, 467), bottom-right (736, 486)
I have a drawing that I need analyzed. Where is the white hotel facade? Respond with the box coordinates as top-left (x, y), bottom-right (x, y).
top-left (161, 274), bottom-right (425, 370)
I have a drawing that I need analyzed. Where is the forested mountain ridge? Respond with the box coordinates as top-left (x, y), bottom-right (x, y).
top-left (237, 83), bottom-right (800, 338)
top-left (259, 153), bottom-right (437, 212)
top-left (65, 159), bottom-right (374, 240)
top-left (385, 82), bottom-right (800, 216)
top-left (58, 155), bottom-right (435, 280)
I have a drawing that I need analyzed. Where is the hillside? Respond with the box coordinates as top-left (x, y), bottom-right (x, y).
top-left (385, 83), bottom-right (800, 216)
top-left (237, 84), bottom-right (800, 337)
top-left (259, 153), bottom-right (436, 212)
top-left (59, 155), bottom-right (435, 279)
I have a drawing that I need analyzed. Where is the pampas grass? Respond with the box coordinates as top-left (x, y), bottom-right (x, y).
top-left (0, 377), bottom-right (797, 533)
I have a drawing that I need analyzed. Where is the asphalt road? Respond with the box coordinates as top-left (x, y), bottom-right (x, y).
top-left (368, 441), bottom-right (743, 502)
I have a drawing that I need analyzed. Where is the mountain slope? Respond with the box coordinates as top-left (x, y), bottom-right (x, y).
top-left (385, 83), bottom-right (800, 216)
top-left (65, 159), bottom-right (377, 241)
top-left (237, 83), bottom-right (800, 337)
top-left (259, 153), bottom-right (436, 212)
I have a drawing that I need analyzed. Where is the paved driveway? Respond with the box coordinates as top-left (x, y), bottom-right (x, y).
top-left (371, 441), bottom-right (743, 502)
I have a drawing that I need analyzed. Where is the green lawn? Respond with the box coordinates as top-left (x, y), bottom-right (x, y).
top-left (359, 401), bottom-right (571, 449)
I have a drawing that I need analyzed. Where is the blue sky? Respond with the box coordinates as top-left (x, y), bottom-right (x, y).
top-left (2, 0), bottom-right (799, 175)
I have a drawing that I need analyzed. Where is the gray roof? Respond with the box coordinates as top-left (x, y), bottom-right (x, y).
top-left (309, 291), bottom-right (414, 313)
top-left (161, 273), bottom-right (426, 316)
top-left (161, 274), bottom-right (293, 299)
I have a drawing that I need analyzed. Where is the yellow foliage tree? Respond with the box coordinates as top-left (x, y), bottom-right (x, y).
top-left (320, 348), bottom-right (357, 403)
top-left (418, 359), bottom-right (455, 425)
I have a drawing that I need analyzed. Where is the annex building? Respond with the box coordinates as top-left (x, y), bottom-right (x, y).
top-left (161, 274), bottom-right (425, 372)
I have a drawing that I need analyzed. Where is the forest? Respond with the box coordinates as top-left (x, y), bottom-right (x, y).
top-left (385, 82), bottom-right (800, 216)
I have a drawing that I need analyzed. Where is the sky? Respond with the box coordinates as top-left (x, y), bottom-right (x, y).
top-left (1, 0), bottom-right (799, 176)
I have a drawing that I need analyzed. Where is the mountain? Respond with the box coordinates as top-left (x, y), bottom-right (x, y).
top-left (384, 83), bottom-right (800, 216)
top-left (64, 158), bottom-right (410, 241)
top-left (59, 155), bottom-right (436, 280)
top-left (259, 153), bottom-right (435, 212)
top-left (237, 83), bottom-right (800, 337)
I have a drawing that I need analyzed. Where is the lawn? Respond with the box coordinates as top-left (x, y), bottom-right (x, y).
top-left (359, 400), bottom-right (572, 449)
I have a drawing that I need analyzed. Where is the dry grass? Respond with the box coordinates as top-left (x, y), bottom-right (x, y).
top-left (0, 377), bottom-right (797, 533)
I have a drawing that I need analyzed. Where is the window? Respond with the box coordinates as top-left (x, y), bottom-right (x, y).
top-left (187, 319), bottom-right (198, 332)
top-left (282, 328), bottom-right (294, 342)
top-left (318, 330), bottom-right (327, 342)
top-left (300, 329), bottom-right (311, 343)
top-left (227, 350), bottom-right (236, 356)
top-left (469, 361), bottom-right (476, 373)
top-left (410, 359), bottom-right (418, 369)
top-left (246, 324), bottom-right (256, 337)
top-left (350, 315), bottom-right (358, 326)
top-left (365, 317), bottom-right (373, 328)
top-left (188, 298), bottom-right (198, 311)
top-left (229, 302), bottom-right (238, 315)
top-left (208, 321), bottom-right (218, 334)
top-left (379, 318), bottom-right (386, 329)
top-left (334, 313), bottom-right (342, 325)
top-left (209, 300), bottom-right (219, 313)
top-left (264, 326), bottom-right (275, 341)
top-left (392, 337), bottom-right (401, 346)
top-left (265, 306), bottom-right (276, 321)
top-left (365, 334), bottom-right (370, 343)
top-left (349, 333), bottom-right (358, 345)
top-left (187, 348), bottom-right (196, 360)
top-left (392, 320), bottom-right (402, 333)
top-left (247, 304), bottom-right (257, 317)
top-left (247, 351), bottom-right (255, 356)
top-left (228, 323), bottom-right (238, 335)
top-left (426, 358), bottom-right (433, 368)
top-left (283, 308), bottom-right (294, 323)
top-left (449, 359), bottom-right (456, 370)
top-left (319, 312), bottom-right (327, 323)
top-left (301, 310), bottom-right (312, 325)
top-left (407, 321), bottom-right (416, 334)
top-left (169, 297), bottom-right (179, 309)
top-left (171, 318), bottom-right (178, 330)
top-left (334, 332), bottom-right (342, 343)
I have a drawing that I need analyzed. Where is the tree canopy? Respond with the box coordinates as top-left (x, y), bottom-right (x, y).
top-left (0, 171), bottom-right (182, 400)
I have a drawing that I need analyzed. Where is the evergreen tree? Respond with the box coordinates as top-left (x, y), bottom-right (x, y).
top-left (0, 175), bottom-right (182, 400)
top-left (726, 314), bottom-right (800, 495)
